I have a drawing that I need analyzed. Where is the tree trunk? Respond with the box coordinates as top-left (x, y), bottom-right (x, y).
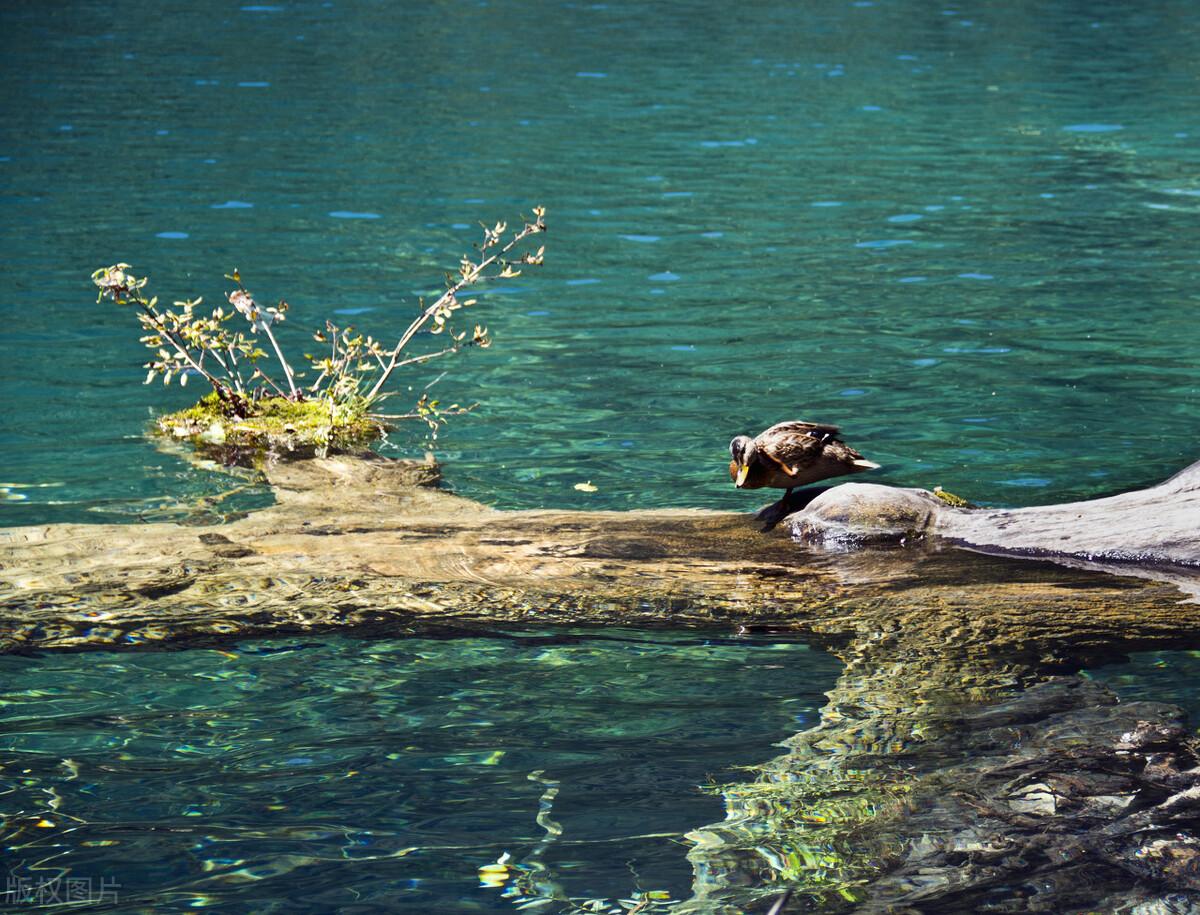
top-left (788, 459), bottom-right (1200, 593)
top-left (1, 453), bottom-right (1198, 659)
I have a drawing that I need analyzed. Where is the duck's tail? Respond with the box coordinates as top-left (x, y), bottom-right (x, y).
top-left (853, 459), bottom-right (881, 470)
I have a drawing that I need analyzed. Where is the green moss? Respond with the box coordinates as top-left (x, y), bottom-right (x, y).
top-left (157, 392), bottom-right (383, 457)
top-left (932, 486), bottom-right (973, 508)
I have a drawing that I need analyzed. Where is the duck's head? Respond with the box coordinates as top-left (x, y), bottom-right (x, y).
top-left (729, 435), bottom-right (756, 488)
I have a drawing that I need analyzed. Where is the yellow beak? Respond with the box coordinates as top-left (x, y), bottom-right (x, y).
top-left (735, 464), bottom-right (750, 487)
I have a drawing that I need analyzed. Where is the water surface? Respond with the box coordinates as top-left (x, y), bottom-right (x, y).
top-left (0, 630), bottom-right (839, 912)
top-left (2, 0), bottom-right (1199, 523)
top-left (1087, 650), bottom-right (1200, 724)
top-left (3, 4), bottom-right (1200, 908)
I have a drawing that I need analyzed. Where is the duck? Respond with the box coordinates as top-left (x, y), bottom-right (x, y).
top-left (729, 420), bottom-right (879, 495)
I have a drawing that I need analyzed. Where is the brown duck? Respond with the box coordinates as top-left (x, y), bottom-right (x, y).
top-left (729, 421), bottom-right (879, 494)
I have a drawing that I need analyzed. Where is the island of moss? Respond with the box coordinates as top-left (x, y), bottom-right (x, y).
top-left (158, 392), bottom-right (384, 457)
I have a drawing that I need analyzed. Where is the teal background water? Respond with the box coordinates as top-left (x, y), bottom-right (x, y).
top-left (3, 3), bottom-right (1200, 908)
top-left (0, 631), bottom-right (839, 911)
top-left (3, 0), bottom-right (1199, 524)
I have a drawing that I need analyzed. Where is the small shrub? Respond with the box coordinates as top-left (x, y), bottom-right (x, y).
top-left (93, 207), bottom-right (546, 454)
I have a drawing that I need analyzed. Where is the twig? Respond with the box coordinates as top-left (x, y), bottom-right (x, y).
top-left (365, 210), bottom-right (544, 401)
top-left (257, 319), bottom-right (298, 398)
top-left (136, 303), bottom-right (238, 405)
top-left (767, 889), bottom-right (794, 915)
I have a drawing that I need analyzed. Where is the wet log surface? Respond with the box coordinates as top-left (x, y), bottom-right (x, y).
top-left (789, 458), bottom-right (1200, 581)
top-left (3, 453), bottom-right (1197, 658)
top-left (2, 452), bottom-right (1200, 912)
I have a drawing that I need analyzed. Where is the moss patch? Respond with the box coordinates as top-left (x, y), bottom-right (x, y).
top-left (157, 392), bottom-right (384, 458)
top-left (932, 486), bottom-right (973, 508)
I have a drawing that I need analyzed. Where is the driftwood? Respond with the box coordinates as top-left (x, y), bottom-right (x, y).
top-left (2, 453), bottom-right (1198, 657)
top-left (2, 453), bottom-right (1200, 912)
top-left (790, 459), bottom-right (1200, 582)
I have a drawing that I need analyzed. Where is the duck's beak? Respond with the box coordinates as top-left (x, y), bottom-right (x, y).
top-left (735, 464), bottom-right (750, 488)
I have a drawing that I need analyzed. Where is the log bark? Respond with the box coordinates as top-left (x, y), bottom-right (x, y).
top-left (1, 453), bottom-right (1198, 661)
top-left (789, 459), bottom-right (1200, 572)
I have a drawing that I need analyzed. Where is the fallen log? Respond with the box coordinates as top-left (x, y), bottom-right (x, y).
top-left (1, 453), bottom-right (1198, 662)
top-left (789, 458), bottom-right (1200, 577)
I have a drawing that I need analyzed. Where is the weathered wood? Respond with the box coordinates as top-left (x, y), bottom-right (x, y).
top-left (789, 458), bottom-right (1200, 575)
top-left (1, 453), bottom-right (1198, 663)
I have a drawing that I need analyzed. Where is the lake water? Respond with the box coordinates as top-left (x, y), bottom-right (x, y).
top-left (2, 0), bottom-right (1199, 522)
top-left (3, 0), bottom-right (1200, 910)
top-left (0, 630), bottom-right (839, 912)
top-left (1087, 649), bottom-right (1200, 723)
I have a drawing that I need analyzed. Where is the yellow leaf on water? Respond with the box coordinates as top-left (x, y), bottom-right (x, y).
top-left (478, 851), bottom-right (512, 888)
top-left (573, 481), bottom-right (598, 492)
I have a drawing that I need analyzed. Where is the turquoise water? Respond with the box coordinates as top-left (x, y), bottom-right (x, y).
top-left (4, 2), bottom-right (1200, 909)
top-left (0, 631), bottom-right (838, 911)
top-left (3, 0), bottom-right (1200, 523)
top-left (1088, 650), bottom-right (1200, 725)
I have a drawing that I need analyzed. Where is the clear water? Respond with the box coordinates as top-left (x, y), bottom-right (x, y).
top-left (1087, 650), bottom-right (1200, 726)
top-left (4, 2), bottom-right (1200, 909)
top-left (0, 630), bottom-right (838, 911)
top-left (3, 0), bottom-right (1200, 524)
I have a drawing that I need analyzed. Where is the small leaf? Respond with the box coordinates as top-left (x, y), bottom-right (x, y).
top-left (574, 481), bottom-right (598, 493)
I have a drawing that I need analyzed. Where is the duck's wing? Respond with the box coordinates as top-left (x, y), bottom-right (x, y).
top-left (756, 422), bottom-right (840, 472)
top-left (761, 420), bottom-right (842, 440)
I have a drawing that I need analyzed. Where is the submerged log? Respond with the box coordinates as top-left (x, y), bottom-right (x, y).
top-left (1, 452), bottom-right (1198, 659)
top-left (685, 661), bottom-right (1200, 913)
top-left (2, 452), bottom-right (1200, 912)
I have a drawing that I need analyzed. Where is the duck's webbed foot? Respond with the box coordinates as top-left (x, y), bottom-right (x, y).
top-left (755, 498), bottom-right (792, 531)
top-left (755, 487), bottom-right (828, 532)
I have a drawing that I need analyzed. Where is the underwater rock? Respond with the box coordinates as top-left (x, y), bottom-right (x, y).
top-left (686, 670), bottom-right (1200, 913)
top-left (857, 686), bottom-right (1200, 912)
